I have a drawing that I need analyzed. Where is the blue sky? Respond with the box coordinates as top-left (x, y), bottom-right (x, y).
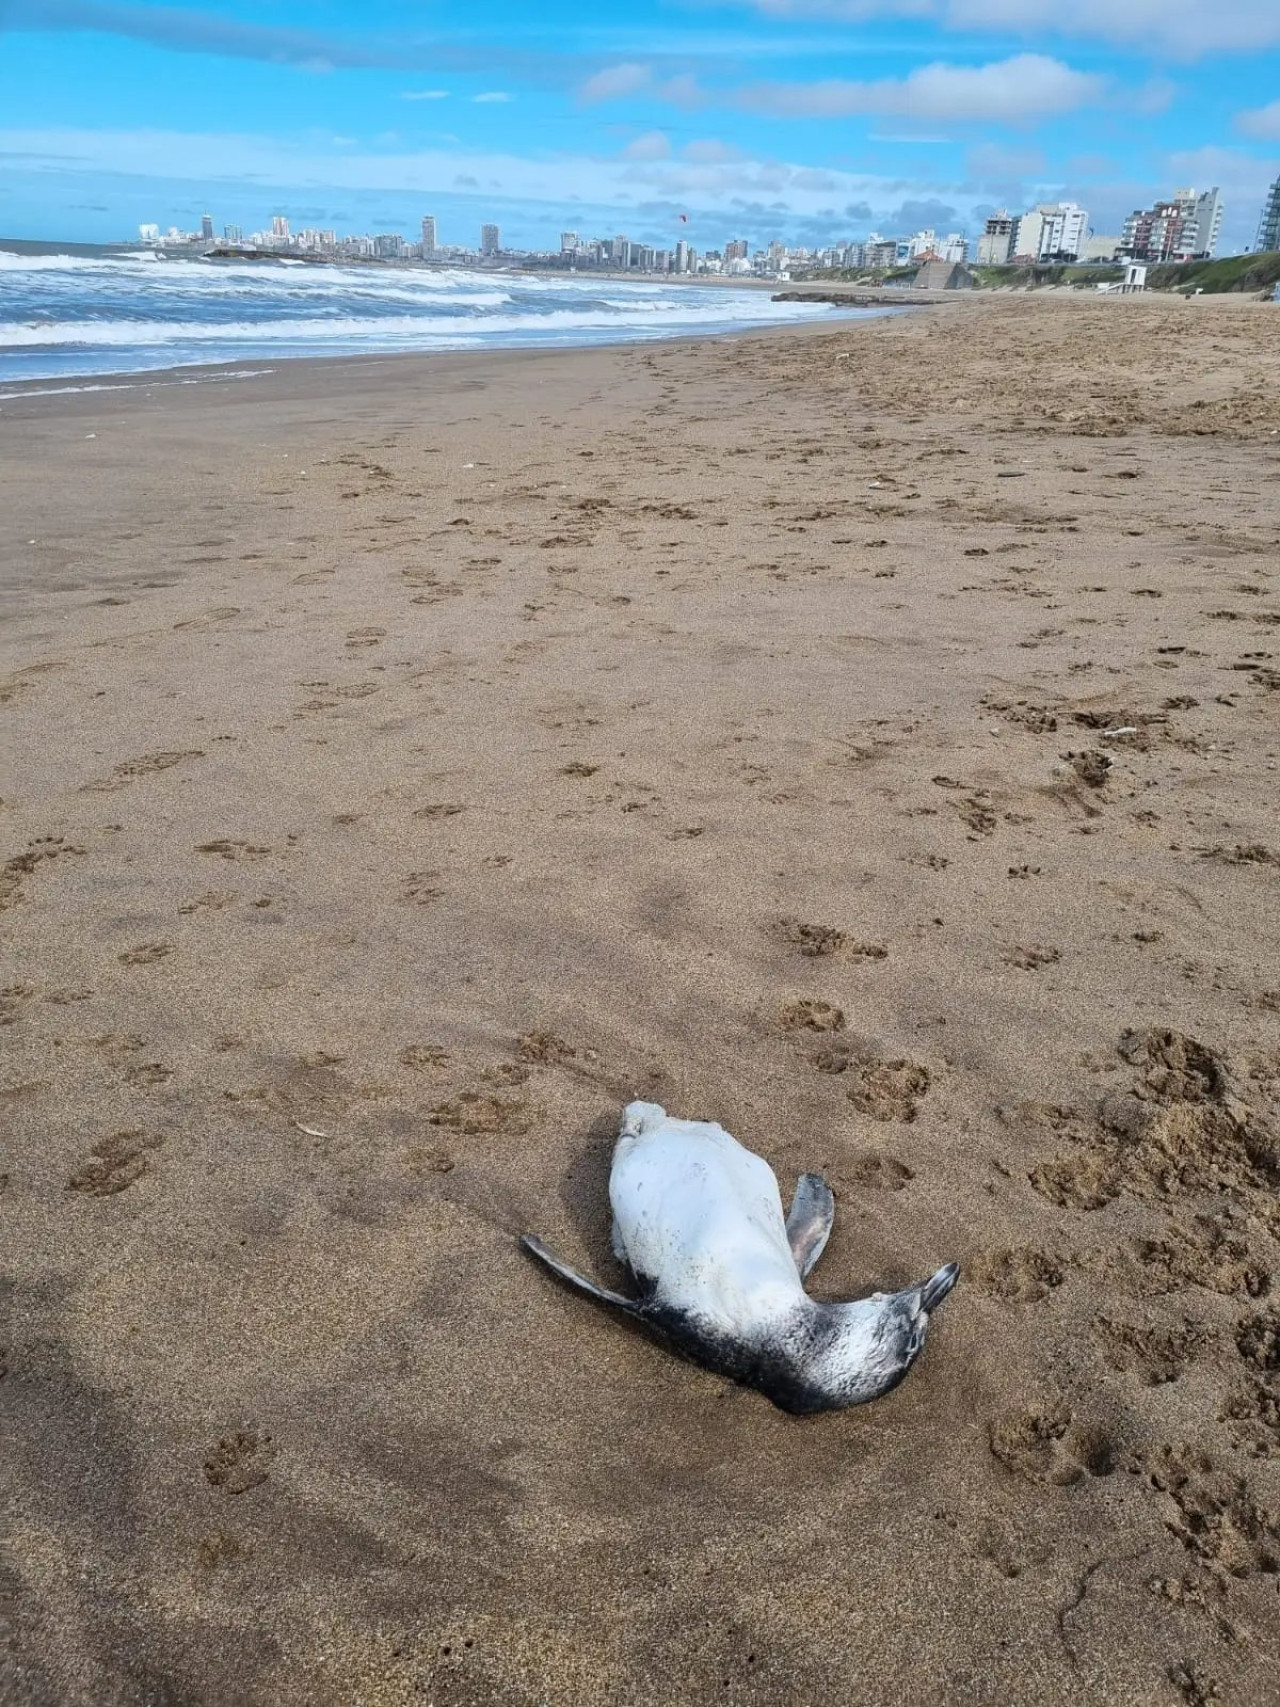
top-left (1, 1), bottom-right (1278, 251)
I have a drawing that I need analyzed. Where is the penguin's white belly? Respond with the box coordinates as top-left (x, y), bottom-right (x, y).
top-left (609, 1112), bottom-right (803, 1333)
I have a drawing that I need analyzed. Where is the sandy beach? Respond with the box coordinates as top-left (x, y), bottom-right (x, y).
top-left (2, 294), bottom-right (1279, 1705)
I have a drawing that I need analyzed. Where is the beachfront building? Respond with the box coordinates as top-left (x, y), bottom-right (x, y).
top-left (421, 216), bottom-right (437, 257)
top-left (1257, 176), bottom-right (1280, 252)
top-left (1122, 187), bottom-right (1222, 261)
top-left (272, 215), bottom-right (290, 242)
top-left (1010, 202), bottom-right (1089, 263)
top-left (560, 230), bottom-right (578, 253)
top-left (480, 223), bottom-right (500, 256)
top-left (223, 223), bottom-right (242, 244)
top-left (863, 237), bottom-right (900, 271)
top-left (977, 212), bottom-right (1016, 266)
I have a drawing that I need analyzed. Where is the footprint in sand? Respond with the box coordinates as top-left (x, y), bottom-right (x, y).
top-left (967, 1247), bottom-right (1064, 1303)
top-left (204, 1431), bottom-right (275, 1495)
top-left (118, 943), bottom-right (173, 967)
top-left (821, 1052), bottom-right (931, 1123)
top-left (67, 1131), bottom-right (161, 1196)
top-left (83, 750), bottom-right (205, 792)
top-left (400, 1044), bottom-right (451, 1072)
top-left (122, 1062), bottom-right (173, 1089)
top-left (838, 1153), bottom-right (913, 1191)
top-left (516, 1031), bottom-right (576, 1065)
top-left (196, 840), bottom-right (270, 861)
top-left (429, 1092), bottom-right (532, 1137)
top-left (178, 890), bottom-right (239, 915)
top-left (1028, 1151), bottom-right (1120, 1211)
top-left (0, 837), bottom-right (86, 913)
top-left (778, 919), bottom-right (888, 961)
top-left (1002, 945), bottom-right (1062, 971)
top-left (1140, 1446), bottom-right (1280, 1575)
top-left (778, 998), bottom-right (845, 1034)
top-left (989, 1405), bottom-right (1114, 1486)
top-left (402, 871), bottom-right (444, 904)
top-left (1095, 1318), bottom-right (1209, 1385)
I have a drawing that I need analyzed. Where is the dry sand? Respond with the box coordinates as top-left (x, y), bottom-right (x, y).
top-left (2, 294), bottom-right (1279, 1705)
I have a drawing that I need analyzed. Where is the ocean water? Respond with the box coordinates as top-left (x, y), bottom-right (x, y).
top-left (0, 248), bottom-right (869, 385)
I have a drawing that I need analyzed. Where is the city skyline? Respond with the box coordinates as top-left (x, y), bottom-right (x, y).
top-left (134, 174), bottom-right (1250, 277)
top-left (2, 2), bottom-right (1279, 255)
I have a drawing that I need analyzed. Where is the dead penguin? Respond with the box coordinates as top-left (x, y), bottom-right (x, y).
top-left (523, 1100), bottom-right (958, 1414)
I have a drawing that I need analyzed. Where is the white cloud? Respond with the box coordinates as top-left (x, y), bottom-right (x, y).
top-left (579, 63), bottom-right (653, 103)
top-left (749, 0), bottom-right (1280, 57)
top-left (401, 90), bottom-right (451, 102)
top-left (621, 130), bottom-right (672, 160)
top-left (472, 91), bottom-right (512, 104)
top-left (578, 64), bottom-right (705, 108)
top-left (736, 55), bottom-right (1105, 123)
top-left (965, 141), bottom-right (1046, 178)
top-left (683, 138), bottom-right (747, 163)
top-left (1237, 100), bottom-right (1280, 141)
top-left (655, 73), bottom-right (706, 109)
top-left (1133, 77), bottom-right (1176, 115)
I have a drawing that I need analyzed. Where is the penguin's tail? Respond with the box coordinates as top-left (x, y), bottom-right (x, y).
top-left (918, 1262), bottom-right (960, 1315)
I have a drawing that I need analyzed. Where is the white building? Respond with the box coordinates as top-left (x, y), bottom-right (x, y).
top-left (1013, 202), bottom-right (1089, 263)
top-left (480, 223), bottom-right (500, 256)
top-left (560, 230), bottom-right (578, 252)
top-left (1180, 187), bottom-right (1223, 257)
top-left (138, 223), bottom-right (160, 244)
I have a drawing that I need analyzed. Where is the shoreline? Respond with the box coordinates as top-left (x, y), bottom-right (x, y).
top-left (0, 300), bottom-right (911, 405)
top-left (3, 291), bottom-right (1279, 1705)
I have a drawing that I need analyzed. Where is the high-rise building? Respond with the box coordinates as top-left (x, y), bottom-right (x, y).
top-left (1258, 176), bottom-right (1280, 252)
top-left (725, 238), bottom-right (749, 265)
top-left (1011, 203), bottom-right (1088, 263)
top-left (481, 223), bottom-right (500, 256)
top-left (374, 233), bottom-right (405, 259)
top-left (977, 212), bottom-right (1015, 266)
top-left (223, 223), bottom-right (243, 244)
top-left (1122, 187), bottom-right (1222, 261)
top-left (1185, 187), bottom-right (1223, 257)
top-left (272, 214), bottom-right (290, 241)
top-left (674, 239), bottom-right (689, 273)
top-left (560, 231), bottom-right (579, 253)
top-left (421, 215), bottom-right (437, 256)
top-left (200, 213), bottom-right (214, 241)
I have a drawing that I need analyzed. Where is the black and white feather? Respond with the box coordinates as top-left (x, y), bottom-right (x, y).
top-left (523, 1101), bottom-right (959, 1414)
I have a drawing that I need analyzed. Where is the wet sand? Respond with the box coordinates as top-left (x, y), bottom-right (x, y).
top-left (2, 295), bottom-right (1279, 1705)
